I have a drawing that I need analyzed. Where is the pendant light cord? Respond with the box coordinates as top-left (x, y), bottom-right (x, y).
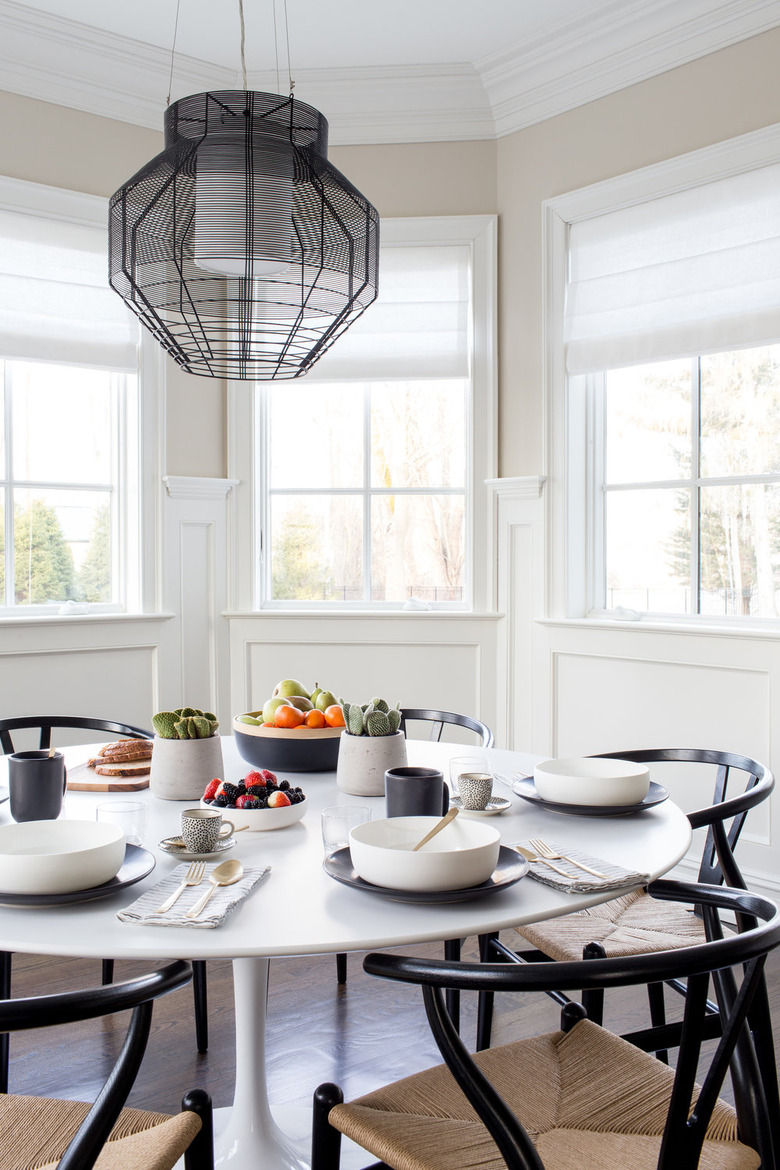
top-left (238, 0), bottom-right (248, 92)
top-left (165, 0), bottom-right (182, 107)
top-left (283, 0), bottom-right (294, 95)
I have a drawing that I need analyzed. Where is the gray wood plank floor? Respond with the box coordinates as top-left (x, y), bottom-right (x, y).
top-left (7, 935), bottom-right (780, 1117)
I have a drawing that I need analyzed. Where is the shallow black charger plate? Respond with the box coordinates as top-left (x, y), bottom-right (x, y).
top-left (323, 845), bottom-right (528, 904)
top-left (512, 776), bottom-right (669, 817)
top-left (0, 844), bottom-right (155, 908)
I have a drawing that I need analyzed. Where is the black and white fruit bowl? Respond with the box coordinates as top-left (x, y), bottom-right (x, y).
top-left (232, 715), bottom-right (343, 773)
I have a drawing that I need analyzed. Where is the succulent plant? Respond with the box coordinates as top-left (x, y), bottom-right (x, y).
top-left (152, 708), bottom-right (219, 739)
top-left (339, 698), bottom-right (402, 737)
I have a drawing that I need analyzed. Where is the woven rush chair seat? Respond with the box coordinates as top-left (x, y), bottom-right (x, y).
top-left (329, 1019), bottom-right (757, 1170)
top-left (517, 887), bottom-right (707, 961)
top-left (1, 1094), bottom-right (200, 1170)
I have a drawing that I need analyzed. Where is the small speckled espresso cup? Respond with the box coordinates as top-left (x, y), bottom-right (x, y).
top-left (457, 772), bottom-right (493, 811)
top-left (181, 808), bottom-right (234, 853)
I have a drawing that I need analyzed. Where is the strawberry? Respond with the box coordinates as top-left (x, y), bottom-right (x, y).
top-left (267, 790), bottom-right (291, 808)
top-left (259, 769), bottom-right (277, 784)
top-left (235, 793), bottom-right (255, 809)
top-left (244, 770), bottom-right (266, 787)
top-left (203, 778), bottom-right (221, 801)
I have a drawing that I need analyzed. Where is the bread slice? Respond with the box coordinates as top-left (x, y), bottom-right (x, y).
top-left (98, 739), bottom-right (153, 761)
top-left (90, 759), bottom-right (152, 777)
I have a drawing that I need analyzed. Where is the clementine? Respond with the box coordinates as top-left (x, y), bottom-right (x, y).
top-left (274, 704), bottom-right (305, 729)
top-left (323, 704), bottom-right (345, 728)
top-left (304, 709), bottom-right (327, 729)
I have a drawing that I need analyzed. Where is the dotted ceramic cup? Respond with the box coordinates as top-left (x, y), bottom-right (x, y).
top-left (181, 808), bottom-right (235, 853)
top-left (457, 772), bottom-right (493, 811)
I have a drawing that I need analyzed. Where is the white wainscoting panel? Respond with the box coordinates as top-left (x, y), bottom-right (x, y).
top-left (228, 614), bottom-right (501, 745)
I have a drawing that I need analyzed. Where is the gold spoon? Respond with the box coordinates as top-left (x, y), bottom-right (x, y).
top-left (412, 806), bottom-right (459, 852)
top-left (185, 858), bottom-right (244, 918)
top-left (511, 844), bottom-right (570, 877)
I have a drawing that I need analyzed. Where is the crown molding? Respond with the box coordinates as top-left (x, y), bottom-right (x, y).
top-left (481, 0), bottom-right (780, 137)
top-left (0, 0), bottom-right (778, 144)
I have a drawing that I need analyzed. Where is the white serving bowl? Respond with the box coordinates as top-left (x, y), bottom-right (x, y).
top-left (200, 796), bottom-right (307, 832)
top-left (0, 820), bottom-right (125, 894)
top-left (349, 816), bottom-right (501, 892)
top-left (533, 757), bottom-right (651, 807)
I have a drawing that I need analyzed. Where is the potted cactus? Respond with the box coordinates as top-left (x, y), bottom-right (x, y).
top-left (149, 707), bottom-right (223, 800)
top-left (336, 698), bottom-right (407, 796)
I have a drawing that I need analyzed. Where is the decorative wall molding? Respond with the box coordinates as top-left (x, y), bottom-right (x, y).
top-left (164, 476), bottom-right (239, 501)
top-left (0, 0), bottom-right (777, 144)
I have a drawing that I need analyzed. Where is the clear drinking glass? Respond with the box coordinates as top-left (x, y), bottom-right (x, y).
top-left (321, 805), bottom-right (372, 856)
top-left (96, 800), bottom-right (147, 846)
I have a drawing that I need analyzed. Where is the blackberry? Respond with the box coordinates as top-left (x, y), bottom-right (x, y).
top-left (214, 794), bottom-right (229, 807)
top-left (221, 782), bottom-right (240, 802)
top-left (279, 779), bottom-right (290, 790)
top-left (237, 779), bottom-right (246, 792)
top-left (256, 797), bottom-right (268, 809)
top-left (247, 784), bottom-right (266, 797)
top-left (244, 797), bottom-right (261, 809)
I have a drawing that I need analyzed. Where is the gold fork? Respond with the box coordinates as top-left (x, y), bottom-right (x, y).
top-left (528, 838), bottom-right (609, 879)
top-left (154, 861), bottom-right (206, 913)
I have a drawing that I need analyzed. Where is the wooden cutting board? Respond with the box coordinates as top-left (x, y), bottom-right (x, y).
top-left (66, 761), bottom-right (151, 792)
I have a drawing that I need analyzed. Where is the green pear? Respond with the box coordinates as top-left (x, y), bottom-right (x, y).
top-left (315, 688), bottom-right (337, 712)
top-left (262, 695), bottom-right (314, 723)
top-left (272, 678), bottom-right (311, 700)
top-left (310, 682), bottom-right (323, 706)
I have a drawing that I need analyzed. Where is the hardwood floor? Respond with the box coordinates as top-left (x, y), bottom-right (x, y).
top-left (7, 935), bottom-right (780, 1118)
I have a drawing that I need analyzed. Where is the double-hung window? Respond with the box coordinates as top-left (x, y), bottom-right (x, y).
top-left (551, 138), bottom-right (780, 623)
top-left (0, 179), bottom-right (143, 615)
top-left (232, 215), bottom-right (497, 611)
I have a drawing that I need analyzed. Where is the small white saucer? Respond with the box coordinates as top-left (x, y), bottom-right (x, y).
top-left (450, 795), bottom-right (512, 816)
top-left (159, 835), bottom-right (237, 860)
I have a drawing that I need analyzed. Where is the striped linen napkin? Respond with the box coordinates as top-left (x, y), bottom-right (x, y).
top-left (513, 842), bottom-right (648, 894)
top-left (117, 862), bottom-right (271, 928)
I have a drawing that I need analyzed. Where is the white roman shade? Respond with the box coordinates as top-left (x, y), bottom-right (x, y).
top-left (304, 243), bottom-right (470, 381)
top-left (565, 163), bottom-right (780, 374)
top-left (0, 208), bottom-right (138, 369)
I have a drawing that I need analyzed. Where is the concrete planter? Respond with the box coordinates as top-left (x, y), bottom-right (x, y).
top-left (336, 731), bottom-right (407, 797)
top-left (148, 735), bottom-right (224, 801)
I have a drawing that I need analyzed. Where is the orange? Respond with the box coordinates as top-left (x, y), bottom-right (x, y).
top-left (304, 709), bottom-right (327, 729)
top-left (323, 704), bottom-right (345, 728)
top-left (274, 704), bottom-right (305, 729)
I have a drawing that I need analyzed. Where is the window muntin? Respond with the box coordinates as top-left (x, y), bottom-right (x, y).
top-left (263, 377), bottom-right (468, 607)
top-left (0, 358), bottom-right (136, 612)
top-left (598, 343), bottom-right (780, 620)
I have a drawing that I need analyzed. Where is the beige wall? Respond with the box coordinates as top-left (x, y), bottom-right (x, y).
top-left (2, 26), bottom-right (780, 478)
top-left (497, 27), bottom-right (780, 476)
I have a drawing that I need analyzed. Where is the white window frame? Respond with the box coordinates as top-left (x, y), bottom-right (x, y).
top-left (543, 122), bottom-right (780, 626)
top-left (227, 214), bottom-right (497, 613)
top-left (0, 176), bottom-right (163, 620)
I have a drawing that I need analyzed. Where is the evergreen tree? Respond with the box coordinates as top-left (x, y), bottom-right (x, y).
top-left (77, 503), bottom-right (111, 602)
top-left (272, 508), bottom-right (334, 600)
top-left (14, 499), bottom-right (74, 604)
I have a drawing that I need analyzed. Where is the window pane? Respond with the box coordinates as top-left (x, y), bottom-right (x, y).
top-left (270, 495), bottom-right (362, 601)
top-left (13, 488), bottom-right (112, 605)
top-left (11, 363), bottom-right (114, 484)
top-left (268, 383), bottom-right (363, 490)
top-left (371, 380), bottom-right (466, 488)
top-left (606, 360), bottom-right (691, 484)
top-left (371, 494), bottom-right (465, 603)
top-left (605, 488), bottom-right (690, 613)
top-left (700, 345), bottom-right (780, 478)
top-left (700, 484), bottom-right (780, 618)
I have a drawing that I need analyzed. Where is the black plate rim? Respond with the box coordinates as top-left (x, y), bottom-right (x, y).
top-left (0, 843), bottom-right (156, 907)
top-left (511, 777), bottom-right (669, 817)
top-left (323, 844), bottom-right (529, 904)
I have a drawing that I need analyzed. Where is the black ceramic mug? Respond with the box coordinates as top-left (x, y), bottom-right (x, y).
top-left (8, 750), bottom-right (67, 822)
top-left (385, 766), bottom-right (449, 818)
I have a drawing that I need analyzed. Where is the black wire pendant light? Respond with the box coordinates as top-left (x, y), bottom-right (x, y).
top-left (108, 8), bottom-right (379, 379)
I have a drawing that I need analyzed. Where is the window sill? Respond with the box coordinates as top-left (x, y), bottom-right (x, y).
top-left (0, 612), bottom-right (175, 629)
top-left (224, 610), bottom-right (504, 621)
top-left (537, 616), bottom-right (780, 641)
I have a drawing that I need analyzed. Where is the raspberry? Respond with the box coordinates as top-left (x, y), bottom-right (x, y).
top-left (267, 790), bottom-right (291, 808)
top-left (203, 778), bottom-right (220, 801)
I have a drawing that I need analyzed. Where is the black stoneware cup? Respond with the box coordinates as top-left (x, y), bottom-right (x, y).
top-left (8, 750), bottom-right (67, 822)
top-left (384, 766), bottom-right (449, 818)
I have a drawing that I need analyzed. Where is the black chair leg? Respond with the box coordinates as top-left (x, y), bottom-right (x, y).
top-left (444, 939), bottom-right (462, 1032)
top-left (476, 932), bottom-right (497, 1050)
top-left (582, 942), bottom-right (606, 1025)
top-left (101, 959), bottom-right (114, 986)
top-left (336, 953), bottom-right (347, 984)
top-left (748, 980), bottom-right (780, 1160)
top-left (193, 961), bottom-right (208, 1054)
top-left (0, 951), bottom-right (10, 1093)
top-left (312, 1083), bottom-right (343, 1170)
top-left (182, 1088), bottom-right (213, 1170)
top-left (647, 980), bottom-right (669, 1063)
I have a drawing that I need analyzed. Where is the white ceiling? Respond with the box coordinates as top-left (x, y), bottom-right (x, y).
top-left (1, 0), bottom-right (780, 143)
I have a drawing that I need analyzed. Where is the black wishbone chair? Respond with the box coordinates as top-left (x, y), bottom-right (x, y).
top-left (476, 748), bottom-right (775, 1063)
top-left (0, 714), bottom-right (210, 1086)
top-left (0, 959), bottom-right (212, 1170)
top-left (312, 881), bottom-right (780, 1170)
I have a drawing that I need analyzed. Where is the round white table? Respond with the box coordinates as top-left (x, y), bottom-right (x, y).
top-left (0, 739), bottom-right (692, 1170)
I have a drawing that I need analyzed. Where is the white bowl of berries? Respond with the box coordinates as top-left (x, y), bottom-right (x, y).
top-left (201, 769), bottom-right (307, 831)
